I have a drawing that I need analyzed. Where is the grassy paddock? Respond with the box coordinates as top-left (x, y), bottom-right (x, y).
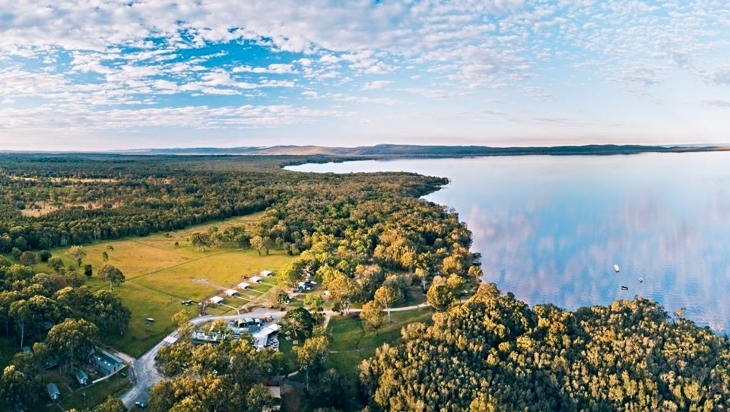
top-left (36, 213), bottom-right (293, 357)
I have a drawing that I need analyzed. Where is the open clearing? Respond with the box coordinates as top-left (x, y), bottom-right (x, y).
top-left (47, 213), bottom-right (294, 357)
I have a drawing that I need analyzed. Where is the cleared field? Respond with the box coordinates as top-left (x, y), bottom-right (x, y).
top-left (40, 213), bottom-right (293, 357)
top-left (132, 249), bottom-right (290, 302)
top-left (101, 282), bottom-right (200, 356)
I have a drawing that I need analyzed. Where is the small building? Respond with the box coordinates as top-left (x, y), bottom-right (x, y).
top-left (264, 385), bottom-right (282, 411)
top-left (45, 355), bottom-right (59, 369)
top-left (209, 296), bottom-right (224, 305)
top-left (91, 350), bottom-right (124, 375)
top-left (224, 289), bottom-right (238, 297)
top-left (47, 383), bottom-right (60, 401)
top-left (237, 282), bottom-right (250, 290)
top-left (266, 385), bottom-right (281, 399)
top-left (75, 368), bottom-right (89, 385)
top-left (260, 270), bottom-right (273, 277)
top-left (250, 276), bottom-right (262, 283)
top-left (253, 323), bottom-right (280, 350)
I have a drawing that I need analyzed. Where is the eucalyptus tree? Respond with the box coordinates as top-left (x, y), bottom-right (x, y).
top-left (98, 264), bottom-right (125, 291)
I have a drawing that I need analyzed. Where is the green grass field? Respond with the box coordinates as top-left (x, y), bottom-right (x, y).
top-left (24, 213), bottom-right (296, 357)
top-left (325, 308), bottom-right (434, 406)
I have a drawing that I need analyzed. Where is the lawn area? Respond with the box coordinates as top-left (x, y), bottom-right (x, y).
top-left (328, 307), bottom-right (433, 353)
top-left (95, 246), bottom-right (293, 356)
top-left (100, 282), bottom-right (200, 356)
top-left (324, 307), bottom-right (434, 408)
top-left (35, 213), bottom-right (295, 357)
top-left (40, 368), bottom-right (131, 412)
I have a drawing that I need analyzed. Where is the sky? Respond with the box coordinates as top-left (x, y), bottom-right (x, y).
top-left (1, 0), bottom-right (729, 151)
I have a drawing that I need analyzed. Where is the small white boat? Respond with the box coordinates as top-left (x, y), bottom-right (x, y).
top-left (614, 264), bottom-right (620, 273)
top-left (638, 277), bottom-right (643, 283)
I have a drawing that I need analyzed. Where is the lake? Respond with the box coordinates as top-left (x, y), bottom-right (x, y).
top-left (288, 152), bottom-right (730, 332)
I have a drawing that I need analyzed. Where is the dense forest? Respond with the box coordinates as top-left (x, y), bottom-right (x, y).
top-left (0, 260), bottom-right (130, 411)
top-left (2, 153), bottom-right (729, 411)
top-left (360, 283), bottom-right (730, 412)
top-left (0, 154), bottom-right (444, 251)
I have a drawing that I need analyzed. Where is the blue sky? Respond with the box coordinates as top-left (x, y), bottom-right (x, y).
top-left (1, 0), bottom-right (729, 150)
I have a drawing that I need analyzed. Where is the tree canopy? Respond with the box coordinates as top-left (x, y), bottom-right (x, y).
top-left (360, 283), bottom-right (730, 411)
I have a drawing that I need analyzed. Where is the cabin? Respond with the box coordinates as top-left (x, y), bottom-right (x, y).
top-left (47, 383), bottom-right (60, 401)
top-left (224, 289), bottom-right (238, 297)
top-left (209, 296), bottom-right (224, 305)
top-left (250, 276), bottom-right (262, 283)
top-left (91, 350), bottom-right (125, 375)
top-left (237, 282), bottom-right (250, 290)
top-left (75, 368), bottom-right (88, 385)
top-left (260, 270), bottom-right (273, 277)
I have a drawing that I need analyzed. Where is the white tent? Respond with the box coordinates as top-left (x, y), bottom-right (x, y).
top-left (209, 296), bottom-right (224, 305)
top-left (224, 289), bottom-right (238, 297)
top-left (237, 282), bottom-right (250, 290)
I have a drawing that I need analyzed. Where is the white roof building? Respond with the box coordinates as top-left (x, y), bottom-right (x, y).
top-left (224, 289), bottom-right (238, 297)
top-left (237, 282), bottom-right (250, 290)
top-left (250, 276), bottom-right (262, 283)
top-left (209, 296), bottom-right (224, 305)
top-left (252, 323), bottom-right (281, 350)
top-left (260, 270), bottom-right (273, 277)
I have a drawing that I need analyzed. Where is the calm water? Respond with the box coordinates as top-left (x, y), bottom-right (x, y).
top-left (288, 152), bottom-right (730, 331)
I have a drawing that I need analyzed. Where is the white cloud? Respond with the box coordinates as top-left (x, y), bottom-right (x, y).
top-left (1, 0), bottom-right (730, 146)
top-left (362, 80), bottom-right (393, 90)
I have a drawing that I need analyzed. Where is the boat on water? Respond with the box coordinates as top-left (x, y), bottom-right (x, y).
top-left (638, 277), bottom-right (644, 283)
top-left (614, 264), bottom-right (620, 273)
top-left (621, 285), bottom-right (629, 291)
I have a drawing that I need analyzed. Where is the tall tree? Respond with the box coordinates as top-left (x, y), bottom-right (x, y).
top-left (93, 290), bottom-right (131, 336)
top-left (18, 251), bottom-right (36, 267)
top-left (46, 318), bottom-right (98, 374)
top-left (1, 365), bottom-right (40, 411)
top-left (360, 301), bottom-right (386, 334)
top-left (281, 307), bottom-right (316, 339)
top-left (250, 235), bottom-right (270, 256)
top-left (426, 276), bottom-right (455, 311)
top-left (65, 245), bottom-right (87, 265)
top-left (8, 300), bottom-right (31, 349)
top-left (98, 264), bottom-right (125, 291)
top-left (293, 335), bottom-right (329, 392)
top-left (374, 285), bottom-right (402, 323)
top-left (190, 232), bottom-right (212, 251)
top-left (328, 274), bottom-right (358, 315)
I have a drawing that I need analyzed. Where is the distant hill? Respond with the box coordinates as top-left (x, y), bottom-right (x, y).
top-left (117, 144), bottom-right (730, 157)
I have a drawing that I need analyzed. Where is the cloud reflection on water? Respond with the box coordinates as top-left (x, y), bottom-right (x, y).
top-left (289, 153), bottom-right (730, 332)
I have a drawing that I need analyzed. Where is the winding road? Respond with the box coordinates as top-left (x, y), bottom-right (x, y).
top-left (118, 303), bottom-right (430, 408)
